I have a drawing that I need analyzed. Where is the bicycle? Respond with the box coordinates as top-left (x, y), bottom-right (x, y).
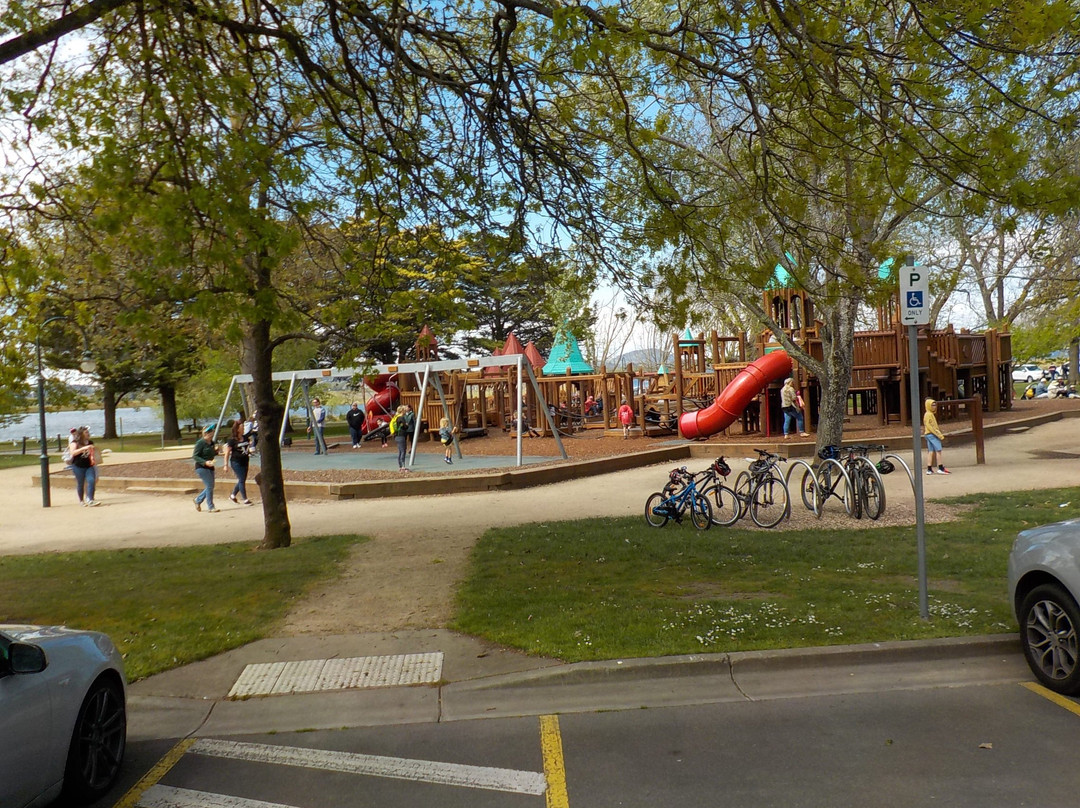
top-left (843, 444), bottom-right (886, 520)
top-left (732, 449), bottom-right (791, 528)
top-left (800, 444), bottom-right (885, 519)
top-left (799, 445), bottom-right (853, 517)
top-left (695, 456), bottom-right (743, 527)
top-left (645, 468), bottom-right (713, 530)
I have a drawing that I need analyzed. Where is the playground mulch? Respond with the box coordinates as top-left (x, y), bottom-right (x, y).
top-left (99, 397), bottom-right (1079, 486)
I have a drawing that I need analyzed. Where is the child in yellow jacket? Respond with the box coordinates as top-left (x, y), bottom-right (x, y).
top-left (923, 398), bottom-right (950, 474)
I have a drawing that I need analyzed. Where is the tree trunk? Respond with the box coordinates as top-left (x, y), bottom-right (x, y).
top-left (159, 384), bottom-right (182, 441)
top-left (245, 319), bottom-right (292, 549)
top-left (102, 380), bottom-right (118, 439)
top-left (813, 300), bottom-right (859, 451)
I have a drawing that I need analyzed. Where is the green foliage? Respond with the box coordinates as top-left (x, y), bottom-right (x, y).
top-left (456, 231), bottom-right (594, 356)
top-left (176, 347), bottom-right (241, 423)
top-left (0, 535), bottom-right (364, 681)
top-left (452, 490), bottom-right (1072, 661)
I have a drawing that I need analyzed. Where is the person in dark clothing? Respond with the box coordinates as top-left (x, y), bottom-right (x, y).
top-left (346, 402), bottom-right (366, 448)
top-left (224, 420), bottom-right (253, 505)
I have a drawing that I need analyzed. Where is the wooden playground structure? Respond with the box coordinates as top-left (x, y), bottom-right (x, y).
top-left (658, 284), bottom-right (1014, 439)
top-left (220, 279), bottom-right (1013, 449)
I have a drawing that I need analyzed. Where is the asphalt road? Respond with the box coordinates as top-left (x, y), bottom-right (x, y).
top-left (114, 678), bottom-right (1080, 808)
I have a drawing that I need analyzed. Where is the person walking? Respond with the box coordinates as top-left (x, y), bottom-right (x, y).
top-left (439, 417), bottom-right (456, 464)
top-left (618, 399), bottom-right (635, 439)
top-left (68, 426), bottom-right (99, 506)
top-left (346, 402), bottom-right (366, 448)
top-left (308, 397), bottom-right (328, 455)
top-left (781, 377), bottom-right (810, 439)
top-left (192, 425), bottom-right (220, 512)
top-left (923, 397), bottom-right (950, 474)
top-left (390, 406), bottom-right (410, 471)
top-left (224, 420), bottom-right (254, 505)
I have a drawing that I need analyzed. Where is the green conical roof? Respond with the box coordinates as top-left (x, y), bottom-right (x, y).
top-left (678, 328), bottom-right (700, 347)
top-left (542, 326), bottom-right (593, 375)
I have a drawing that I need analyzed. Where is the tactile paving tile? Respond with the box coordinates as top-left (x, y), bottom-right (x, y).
top-left (228, 652), bottom-right (444, 698)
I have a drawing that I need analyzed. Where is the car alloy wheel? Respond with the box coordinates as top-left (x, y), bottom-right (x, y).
top-left (63, 676), bottom-right (127, 801)
top-left (1019, 583), bottom-right (1080, 695)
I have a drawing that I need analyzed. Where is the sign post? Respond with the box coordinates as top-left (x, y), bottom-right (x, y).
top-left (900, 255), bottom-right (930, 619)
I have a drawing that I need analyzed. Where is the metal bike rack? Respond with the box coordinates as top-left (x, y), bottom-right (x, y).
top-left (883, 453), bottom-right (916, 497)
top-left (785, 459), bottom-right (820, 517)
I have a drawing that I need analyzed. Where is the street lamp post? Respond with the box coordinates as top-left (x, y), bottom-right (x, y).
top-left (36, 316), bottom-right (95, 508)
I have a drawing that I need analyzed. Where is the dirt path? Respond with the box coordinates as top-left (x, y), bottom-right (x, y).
top-left (3, 414), bottom-right (1080, 635)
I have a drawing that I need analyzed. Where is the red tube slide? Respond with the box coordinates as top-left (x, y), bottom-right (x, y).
top-left (679, 351), bottom-right (793, 439)
top-left (362, 374), bottom-right (400, 434)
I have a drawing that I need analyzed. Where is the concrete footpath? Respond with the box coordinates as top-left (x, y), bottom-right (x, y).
top-left (3, 415), bottom-right (1080, 740)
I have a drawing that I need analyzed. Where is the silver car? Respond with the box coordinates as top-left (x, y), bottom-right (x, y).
top-left (1008, 519), bottom-right (1080, 694)
top-left (0, 625), bottom-right (127, 808)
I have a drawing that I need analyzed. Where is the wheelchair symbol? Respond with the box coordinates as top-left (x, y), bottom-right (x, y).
top-left (906, 291), bottom-right (923, 308)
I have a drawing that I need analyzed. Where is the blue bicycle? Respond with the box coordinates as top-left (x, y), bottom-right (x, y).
top-left (645, 468), bottom-right (713, 530)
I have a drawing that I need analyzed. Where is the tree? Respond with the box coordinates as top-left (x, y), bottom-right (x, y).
top-left (5, 0), bottom-right (1080, 461)
top-left (456, 234), bottom-right (578, 356)
top-left (539, 1), bottom-right (1080, 446)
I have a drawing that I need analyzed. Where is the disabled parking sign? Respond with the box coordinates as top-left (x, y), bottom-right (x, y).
top-left (900, 261), bottom-right (930, 325)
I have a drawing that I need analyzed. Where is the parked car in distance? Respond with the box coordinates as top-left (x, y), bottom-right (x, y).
top-left (1008, 520), bottom-right (1080, 694)
top-left (1012, 363), bottom-right (1044, 383)
top-left (0, 625), bottom-right (127, 808)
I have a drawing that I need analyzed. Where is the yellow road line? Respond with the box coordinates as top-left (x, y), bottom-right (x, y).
top-left (539, 715), bottom-right (570, 808)
top-left (1020, 682), bottom-right (1080, 718)
top-left (111, 737), bottom-right (197, 808)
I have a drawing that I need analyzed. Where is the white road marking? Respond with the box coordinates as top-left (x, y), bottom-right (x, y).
top-left (139, 784), bottom-right (296, 808)
top-left (191, 738), bottom-right (548, 795)
top-left (227, 652), bottom-right (443, 697)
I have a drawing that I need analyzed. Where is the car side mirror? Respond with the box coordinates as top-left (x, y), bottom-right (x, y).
top-left (9, 642), bottom-right (47, 674)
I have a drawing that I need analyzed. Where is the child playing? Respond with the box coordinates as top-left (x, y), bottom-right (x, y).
top-left (439, 417), bottom-right (456, 464)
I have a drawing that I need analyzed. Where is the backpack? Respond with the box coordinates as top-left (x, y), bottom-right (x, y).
top-left (389, 415), bottom-right (401, 436)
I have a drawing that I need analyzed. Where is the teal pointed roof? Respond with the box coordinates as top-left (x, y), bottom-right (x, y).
top-left (678, 327), bottom-right (700, 347)
top-left (768, 251), bottom-right (798, 290)
top-left (542, 326), bottom-right (593, 375)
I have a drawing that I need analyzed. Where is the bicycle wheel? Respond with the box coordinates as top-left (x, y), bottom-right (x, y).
top-left (703, 484), bottom-right (742, 526)
top-left (750, 476), bottom-right (790, 528)
top-left (733, 471), bottom-right (753, 518)
top-left (644, 492), bottom-right (669, 527)
top-left (851, 456), bottom-right (886, 519)
top-left (690, 492), bottom-right (713, 530)
top-left (799, 467), bottom-right (820, 514)
top-left (850, 468), bottom-right (863, 519)
top-left (815, 458), bottom-right (851, 516)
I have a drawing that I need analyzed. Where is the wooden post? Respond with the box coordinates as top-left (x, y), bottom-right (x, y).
top-left (969, 396), bottom-right (985, 465)
top-left (672, 332), bottom-right (684, 428)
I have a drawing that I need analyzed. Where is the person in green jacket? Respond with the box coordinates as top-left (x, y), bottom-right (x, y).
top-left (192, 424), bottom-right (220, 512)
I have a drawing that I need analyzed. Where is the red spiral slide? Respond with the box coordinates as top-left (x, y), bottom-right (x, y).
top-left (678, 351), bottom-right (793, 439)
top-left (361, 374), bottom-right (401, 434)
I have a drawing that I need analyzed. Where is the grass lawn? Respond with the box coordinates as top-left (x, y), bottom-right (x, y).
top-left (451, 489), bottom-right (1075, 661)
top-left (0, 535), bottom-right (364, 681)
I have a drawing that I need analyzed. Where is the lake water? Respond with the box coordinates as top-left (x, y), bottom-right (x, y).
top-left (1, 403), bottom-right (351, 445)
top-left (0, 407), bottom-right (166, 445)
